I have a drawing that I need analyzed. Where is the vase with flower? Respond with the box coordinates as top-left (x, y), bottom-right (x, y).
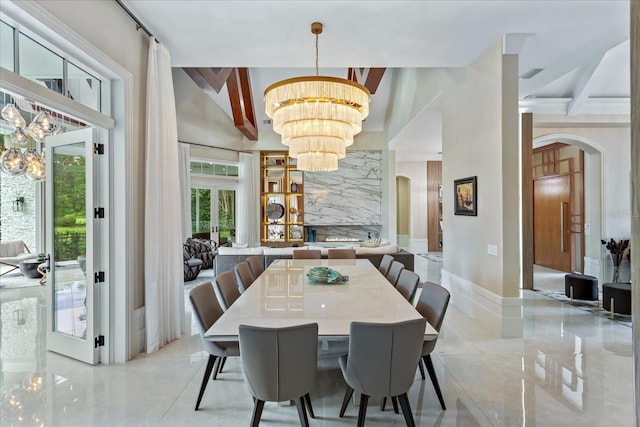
top-left (601, 238), bottom-right (631, 283)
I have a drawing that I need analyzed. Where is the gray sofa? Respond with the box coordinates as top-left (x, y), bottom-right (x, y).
top-left (214, 249), bottom-right (415, 276)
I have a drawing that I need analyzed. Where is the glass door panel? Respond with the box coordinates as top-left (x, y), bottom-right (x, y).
top-left (191, 186), bottom-right (236, 246)
top-left (191, 188), bottom-right (212, 239)
top-left (46, 128), bottom-right (99, 364)
top-left (217, 189), bottom-right (236, 246)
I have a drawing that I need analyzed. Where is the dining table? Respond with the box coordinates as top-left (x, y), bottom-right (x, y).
top-left (205, 258), bottom-right (438, 342)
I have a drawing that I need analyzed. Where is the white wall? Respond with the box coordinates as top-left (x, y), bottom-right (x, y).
top-left (440, 39), bottom-right (522, 338)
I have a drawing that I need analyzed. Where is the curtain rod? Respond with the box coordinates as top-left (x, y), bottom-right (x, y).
top-left (113, 0), bottom-right (159, 43)
top-left (179, 139), bottom-right (253, 154)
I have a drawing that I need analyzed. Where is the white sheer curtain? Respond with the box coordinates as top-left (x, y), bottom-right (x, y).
top-left (179, 143), bottom-right (192, 241)
top-left (237, 152), bottom-right (258, 247)
top-left (144, 37), bottom-right (184, 353)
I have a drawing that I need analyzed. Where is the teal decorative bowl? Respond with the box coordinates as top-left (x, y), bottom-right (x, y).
top-left (306, 267), bottom-right (344, 284)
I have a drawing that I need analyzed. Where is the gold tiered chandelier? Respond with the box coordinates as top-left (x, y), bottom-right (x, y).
top-left (264, 22), bottom-right (370, 172)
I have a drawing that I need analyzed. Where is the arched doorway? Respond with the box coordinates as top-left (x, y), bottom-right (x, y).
top-left (532, 134), bottom-right (604, 285)
top-left (396, 176), bottom-right (410, 248)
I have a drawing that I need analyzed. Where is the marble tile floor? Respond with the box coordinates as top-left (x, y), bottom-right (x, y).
top-left (0, 256), bottom-right (633, 426)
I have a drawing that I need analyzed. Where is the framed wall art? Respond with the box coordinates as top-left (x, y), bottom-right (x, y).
top-left (454, 176), bottom-right (477, 216)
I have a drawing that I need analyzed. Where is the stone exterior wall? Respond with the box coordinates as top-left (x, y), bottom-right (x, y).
top-left (0, 174), bottom-right (37, 252)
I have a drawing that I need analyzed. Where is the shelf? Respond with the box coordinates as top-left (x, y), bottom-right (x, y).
top-left (261, 151), bottom-right (304, 245)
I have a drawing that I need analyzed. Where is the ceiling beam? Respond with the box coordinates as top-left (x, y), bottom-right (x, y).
top-left (226, 68), bottom-right (258, 141)
top-left (182, 67), bottom-right (233, 93)
top-left (567, 53), bottom-right (606, 115)
top-left (347, 68), bottom-right (386, 94)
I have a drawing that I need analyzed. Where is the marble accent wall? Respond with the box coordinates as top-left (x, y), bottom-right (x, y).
top-left (304, 151), bottom-right (381, 226)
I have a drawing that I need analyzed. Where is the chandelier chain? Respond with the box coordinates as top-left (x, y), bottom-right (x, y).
top-left (315, 33), bottom-right (319, 76)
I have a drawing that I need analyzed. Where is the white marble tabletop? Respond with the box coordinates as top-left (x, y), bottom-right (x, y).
top-left (205, 259), bottom-right (438, 341)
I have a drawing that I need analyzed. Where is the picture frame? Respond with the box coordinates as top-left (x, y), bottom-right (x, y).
top-left (454, 176), bottom-right (477, 216)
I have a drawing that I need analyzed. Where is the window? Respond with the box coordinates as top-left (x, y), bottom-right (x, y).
top-left (19, 33), bottom-right (65, 95)
top-left (0, 21), bottom-right (14, 72)
top-left (1, 20), bottom-right (104, 113)
top-left (190, 160), bottom-right (238, 178)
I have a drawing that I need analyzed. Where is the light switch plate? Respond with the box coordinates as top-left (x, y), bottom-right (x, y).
top-left (487, 244), bottom-right (498, 256)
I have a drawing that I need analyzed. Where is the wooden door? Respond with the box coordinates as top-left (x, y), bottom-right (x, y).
top-left (533, 175), bottom-right (571, 272)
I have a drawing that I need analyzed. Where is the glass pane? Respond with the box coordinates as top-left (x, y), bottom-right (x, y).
top-left (19, 33), bottom-right (64, 94)
top-left (190, 161), bottom-right (201, 174)
top-left (0, 21), bottom-right (14, 72)
top-left (52, 142), bottom-right (87, 339)
top-left (191, 188), bottom-right (211, 238)
top-left (200, 162), bottom-right (214, 175)
top-left (218, 190), bottom-right (236, 245)
top-left (227, 165), bottom-right (238, 177)
top-left (214, 164), bottom-right (227, 176)
top-left (67, 62), bottom-right (101, 111)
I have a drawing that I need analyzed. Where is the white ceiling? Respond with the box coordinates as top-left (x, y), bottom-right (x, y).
top-left (123, 0), bottom-right (631, 161)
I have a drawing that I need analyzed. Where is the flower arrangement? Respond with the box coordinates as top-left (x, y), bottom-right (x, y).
top-left (601, 238), bottom-right (631, 283)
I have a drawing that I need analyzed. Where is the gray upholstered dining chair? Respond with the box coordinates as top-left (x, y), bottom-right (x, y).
top-left (415, 281), bottom-right (450, 410)
top-left (338, 318), bottom-right (426, 427)
top-left (385, 261), bottom-right (404, 286)
top-left (239, 323), bottom-right (319, 427)
top-left (189, 282), bottom-right (240, 410)
top-left (378, 254), bottom-right (394, 276)
top-left (214, 270), bottom-right (241, 311)
top-left (234, 261), bottom-right (256, 292)
top-left (396, 270), bottom-right (420, 304)
top-left (293, 249), bottom-right (322, 259)
top-left (246, 255), bottom-right (264, 278)
top-left (327, 248), bottom-right (356, 259)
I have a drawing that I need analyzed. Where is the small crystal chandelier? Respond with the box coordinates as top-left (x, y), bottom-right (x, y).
top-left (1, 101), bottom-right (56, 182)
top-left (264, 22), bottom-right (370, 172)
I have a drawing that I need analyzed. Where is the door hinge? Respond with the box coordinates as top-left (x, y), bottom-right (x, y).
top-left (94, 335), bottom-right (105, 348)
top-left (94, 207), bottom-right (105, 218)
top-left (93, 143), bottom-right (104, 154)
top-left (94, 271), bottom-right (105, 283)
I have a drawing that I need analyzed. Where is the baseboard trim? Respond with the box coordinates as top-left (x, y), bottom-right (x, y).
top-left (441, 270), bottom-right (523, 338)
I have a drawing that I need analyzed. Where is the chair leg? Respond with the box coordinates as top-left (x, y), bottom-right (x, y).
top-left (380, 396), bottom-right (386, 411)
top-left (295, 396), bottom-right (310, 427)
top-left (418, 358), bottom-right (426, 379)
top-left (0, 264), bottom-right (19, 276)
top-left (339, 386), bottom-right (354, 417)
top-left (357, 394), bottom-right (369, 427)
top-left (423, 355), bottom-right (446, 410)
top-left (212, 356), bottom-right (221, 380)
top-left (397, 393), bottom-right (416, 427)
top-left (391, 396), bottom-right (399, 414)
top-left (250, 399), bottom-right (265, 427)
top-left (304, 393), bottom-right (315, 418)
top-left (219, 356), bottom-right (227, 373)
top-left (195, 355), bottom-right (217, 410)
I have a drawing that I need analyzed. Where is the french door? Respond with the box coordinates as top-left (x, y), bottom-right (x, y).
top-left (46, 128), bottom-right (107, 364)
top-left (191, 185), bottom-right (237, 246)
